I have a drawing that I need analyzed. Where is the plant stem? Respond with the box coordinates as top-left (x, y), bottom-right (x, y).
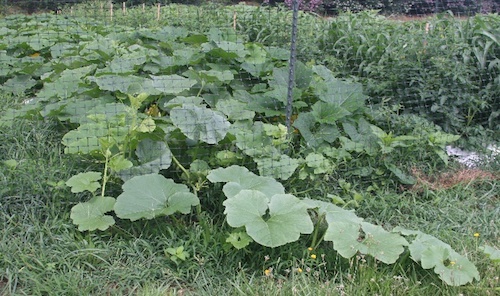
top-left (101, 150), bottom-right (110, 198)
top-left (172, 154), bottom-right (210, 246)
top-left (310, 213), bottom-right (325, 250)
top-left (196, 81), bottom-right (205, 97)
top-left (292, 187), bottom-right (316, 195)
top-left (171, 154), bottom-right (190, 180)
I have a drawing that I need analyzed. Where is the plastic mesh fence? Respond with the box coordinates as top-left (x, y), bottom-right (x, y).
top-left (0, 0), bottom-right (498, 198)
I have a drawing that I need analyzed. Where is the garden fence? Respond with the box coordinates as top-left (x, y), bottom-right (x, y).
top-left (1, 0), bottom-right (499, 190)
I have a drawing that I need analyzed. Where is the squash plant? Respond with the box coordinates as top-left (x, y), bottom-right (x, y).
top-left (0, 14), bottom-right (478, 286)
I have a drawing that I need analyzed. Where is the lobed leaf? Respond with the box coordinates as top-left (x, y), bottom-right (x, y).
top-left (170, 104), bottom-right (230, 144)
top-left (114, 174), bottom-right (199, 221)
top-left (70, 196), bottom-right (116, 231)
top-left (223, 190), bottom-right (313, 247)
top-left (65, 171), bottom-right (102, 193)
top-left (394, 227), bottom-right (480, 286)
top-left (305, 199), bottom-right (407, 264)
top-left (207, 165), bottom-right (285, 199)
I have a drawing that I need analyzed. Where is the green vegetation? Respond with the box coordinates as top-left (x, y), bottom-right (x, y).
top-left (1, 2), bottom-right (499, 295)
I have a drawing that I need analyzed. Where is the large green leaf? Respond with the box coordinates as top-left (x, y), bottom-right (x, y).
top-left (198, 70), bottom-right (234, 83)
top-left (223, 190), bottom-right (313, 247)
top-left (114, 174), bottom-right (199, 221)
top-left (234, 122), bottom-right (278, 157)
top-left (293, 112), bottom-right (341, 148)
top-left (305, 199), bottom-right (407, 264)
top-left (37, 65), bottom-right (95, 100)
top-left (88, 74), bottom-right (159, 95)
top-left (150, 75), bottom-right (197, 94)
top-left (421, 245), bottom-right (480, 286)
top-left (2, 75), bottom-right (37, 94)
top-left (254, 154), bottom-right (299, 180)
top-left (118, 139), bottom-right (172, 181)
top-left (394, 227), bottom-right (480, 286)
top-left (480, 245), bottom-right (500, 263)
top-left (312, 65), bottom-right (365, 113)
top-left (105, 51), bottom-right (148, 74)
top-left (207, 165), bottom-right (285, 199)
top-left (170, 104), bottom-right (230, 144)
top-left (216, 98), bottom-right (256, 121)
top-left (244, 43), bottom-right (267, 64)
top-left (305, 153), bottom-right (333, 174)
top-left (49, 97), bottom-right (115, 124)
top-left (61, 121), bottom-right (129, 154)
top-left (311, 101), bottom-right (351, 124)
top-left (70, 196), bottom-right (116, 231)
top-left (65, 171), bottom-right (101, 193)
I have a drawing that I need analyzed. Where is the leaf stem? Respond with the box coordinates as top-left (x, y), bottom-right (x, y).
top-left (291, 187), bottom-right (316, 195)
top-left (196, 81), bottom-right (205, 98)
top-left (310, 213), bottom-right (325, 250)
top-left (171, 154), bottom-right (190, 180)
top-left (101, 150), bottom-right (110, 198)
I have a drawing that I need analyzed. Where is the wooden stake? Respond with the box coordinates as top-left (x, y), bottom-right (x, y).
top-left (122, 2), bottom-right (126, 14)
top-left (100, 2), bottom-right (103, 14)
top-left (110, 2), bottom-right (113, 21)
top-left (142, 3), bottom-right (145, 12)
top-left (233, 11), bottom-right (237, 30)
top-left (157, 3), bottom-right (161, 21)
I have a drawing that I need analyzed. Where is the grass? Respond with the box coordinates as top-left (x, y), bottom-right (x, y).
top-left (0, 3), bottom-right (499, 295)
top-left (1, 92), bottom-right (498, 295)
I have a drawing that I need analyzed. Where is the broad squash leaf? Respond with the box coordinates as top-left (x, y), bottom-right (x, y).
top-left (170, 104), bottom-right (230, 144)
top-left (394, 227), bottom-right (480, 286)
top-left (207, 165), bottom-right (285, 198)
top-left (114, 174), bottom-right (199, 221)
top-left (223, 190), bottom-right (313, 247)
top-left (305, 199), bottom-right (408, 264)
top-left (70, 196), bottom-right (116, 231)
top-left (65, 171), bottom-right (101, 193)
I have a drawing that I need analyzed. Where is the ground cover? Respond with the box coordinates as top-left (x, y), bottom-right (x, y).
top-left (0, 3), bottom-right (499, 295)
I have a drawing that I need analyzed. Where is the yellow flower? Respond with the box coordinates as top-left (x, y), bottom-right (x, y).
top-left (473, 233), bottom-right (480, 238)
top-left (264, 269), bottom-right (272, 276)
top-left (307, 247), bottom-right (313, 251)
top-left (311, 254), bottom-right (317, 259)
top-left (297, 268), bottom-right (303, 273)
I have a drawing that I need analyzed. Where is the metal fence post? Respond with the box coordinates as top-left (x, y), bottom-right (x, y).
top-left (285, 0), bottom-right (300, 140)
